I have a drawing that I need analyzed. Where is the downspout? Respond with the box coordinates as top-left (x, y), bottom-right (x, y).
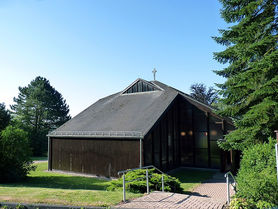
top-left (275, 130), bottom-right (278, 185)
top-left (48, 136), bottom-right (52, 171)
top-left (140, 138), bottom-right (143, 168)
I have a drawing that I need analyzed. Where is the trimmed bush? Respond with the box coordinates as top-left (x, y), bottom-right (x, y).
top-left (235, 137), bottom-right (278, 206)
top-left (230, 198), bottom-right (276, 209)
top-left (0, 126), bottom-right (35, 182)
top-left (107, 168), bottom-right (182, 193)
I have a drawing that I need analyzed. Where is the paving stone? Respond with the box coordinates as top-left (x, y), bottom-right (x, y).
top-left (114, 172), bottom-right (235, 209)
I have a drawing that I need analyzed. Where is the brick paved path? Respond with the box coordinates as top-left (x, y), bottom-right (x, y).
top-left (115, 172), bottom-right (235, 209)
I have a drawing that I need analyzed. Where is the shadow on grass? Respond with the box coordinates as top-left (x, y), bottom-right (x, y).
top-left (0, 164), bottom-right (216, 194)
top-left (169, 168), bottom-right (216, 194)
top-left (170, 168), bottom-right (216, 183)
top-left (31, 156), bottom-right (48, 161)
top-left (0, 162), bottom-right (110, 191)
top-left (1, 175), bottom-right (109, 191)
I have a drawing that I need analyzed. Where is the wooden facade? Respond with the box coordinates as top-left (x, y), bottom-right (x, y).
top-left (49, 138), bottom-right (140, 177)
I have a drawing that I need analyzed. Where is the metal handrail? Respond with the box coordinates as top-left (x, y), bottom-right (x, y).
top-left (118, 165), bottom-right (177, 182)
top-left (224, 171), bottom-right (236, 204)
top-left (118, 165), bottom-right (153, 175)
top-left (118, 165), bottom-right (176, 180)
top-left (118, 165), bottom-right (174, 202)
top-left (225, 171), bottom-right (236, 189)
top-left (225, 171), bottom-right (235, 181)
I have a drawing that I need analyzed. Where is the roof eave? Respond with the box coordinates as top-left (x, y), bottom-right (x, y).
top-left (47, 134), bottom-right (142, 139)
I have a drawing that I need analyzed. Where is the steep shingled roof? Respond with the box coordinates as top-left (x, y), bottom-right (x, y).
top-left (48, 79), bottom-right (178, 138)
top-left (48, 78), bottom-right (232, 139)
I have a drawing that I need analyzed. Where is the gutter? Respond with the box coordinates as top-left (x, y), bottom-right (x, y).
top-left (47, 131), bottom-right (144, 139)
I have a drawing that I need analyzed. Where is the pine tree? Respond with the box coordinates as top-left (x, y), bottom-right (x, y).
top-left (213, 0), bottom-right (278, 151)
top-left (0, 103), bottom-right (10, 132)
top-left (11, 76), bottom-right (71, 155)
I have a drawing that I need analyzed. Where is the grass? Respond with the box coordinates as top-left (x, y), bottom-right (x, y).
top-left (0, 163), bottom-right (216, 207)
top-left (0, 162), bottom-right (141, 207)
top-left (30, 157), bottom-right (48, 161)
top-left (170, 168), bottom-right (216, 193)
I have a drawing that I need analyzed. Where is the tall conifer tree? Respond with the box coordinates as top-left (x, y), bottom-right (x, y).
top-left (0, 103), bottom-right (10, 132)
top-left (12, 76), bottom-right (71, 156)
top-left (213, 0), bottom-right (278, 151)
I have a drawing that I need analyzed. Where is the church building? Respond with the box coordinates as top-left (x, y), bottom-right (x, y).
top-left (48, 78), bottom-right (234, 177)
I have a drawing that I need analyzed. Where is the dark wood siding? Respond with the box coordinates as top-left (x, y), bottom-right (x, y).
top-left (51, 138), bottom-right (140, 177)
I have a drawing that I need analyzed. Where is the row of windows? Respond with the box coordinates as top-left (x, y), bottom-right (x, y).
top-left (144, 97), bottom-right (226, 170)
top-left (175, 98), bottom-right (224, 168)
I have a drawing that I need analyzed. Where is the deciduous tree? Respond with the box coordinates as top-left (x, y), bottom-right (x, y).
top-left (0, 126), bottom-right (35, 182)
top-left (190, 83), bottom-right (218, 105)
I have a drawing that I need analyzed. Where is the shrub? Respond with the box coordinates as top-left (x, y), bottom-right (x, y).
top-left (107, 168), bottom-right (182, 193)
top-left (235, 137), bottom-right (278, 205)
top-left (0, 126), bottom-right (35, 182)
top-left (255, 200), bottom-right (276, 209)
top-left (229, 198), bottom-right (255, 209)
top-left (230, 198), bottom-right (276, 209)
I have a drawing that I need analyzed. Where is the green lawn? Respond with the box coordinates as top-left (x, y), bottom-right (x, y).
top-left (0, 163), bottom-right (215, 207)
top-left (0, 162), bottom-right (141, 207)
top-left (170, 168), bottom-right (216, 193)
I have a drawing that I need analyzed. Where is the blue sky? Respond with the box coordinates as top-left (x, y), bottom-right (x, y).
top-left (0, 0), bottom-right (228, 116)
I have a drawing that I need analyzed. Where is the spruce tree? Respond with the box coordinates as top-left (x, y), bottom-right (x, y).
top-left (213, 0), bottom-right (278, 151)
top-left (11, 76), bottom-right (71, 156)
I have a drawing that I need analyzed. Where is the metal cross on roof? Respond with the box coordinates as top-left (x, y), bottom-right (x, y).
top-left (152, 68), bottom-right (157, 80)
